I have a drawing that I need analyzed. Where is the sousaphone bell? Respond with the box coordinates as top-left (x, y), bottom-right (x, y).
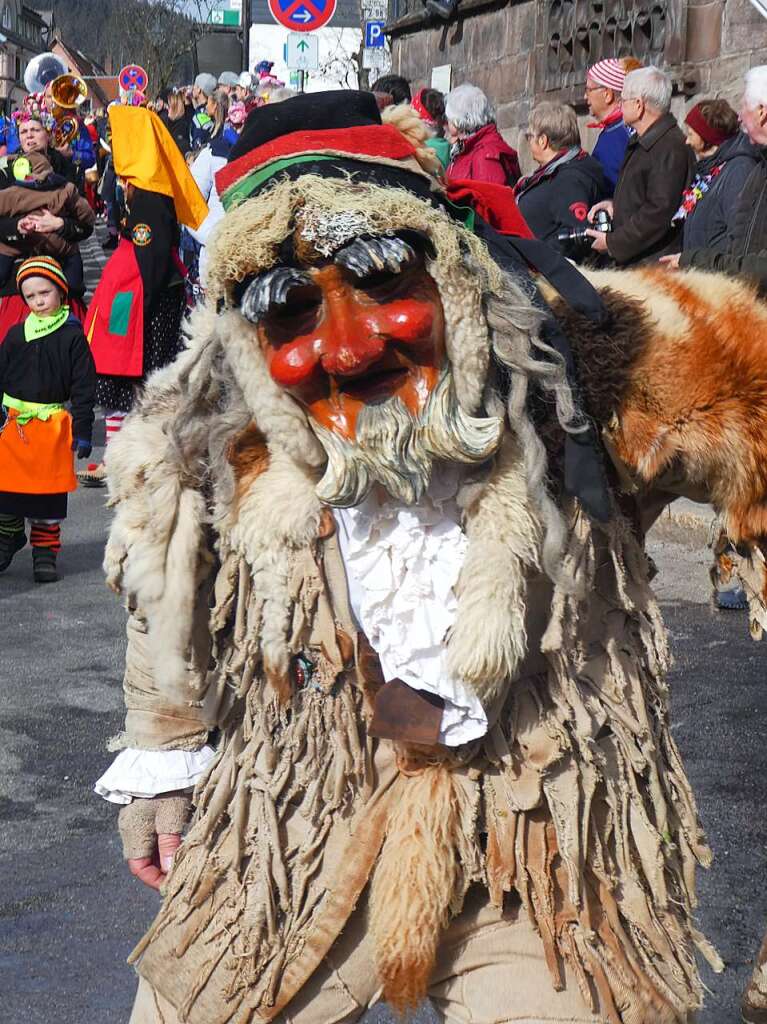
top-left (48, 74), bottom-right (88, 147)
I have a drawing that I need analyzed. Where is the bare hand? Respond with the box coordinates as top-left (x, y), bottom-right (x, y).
top-left (586, 229), bottom-right (609, 253)
top-left (659, 253), bottom-right (681, 270)
top-left (127, 833), bottom-right (182, 891)
top-left (588, 199), bottom-right (614, 224)
top-left (24, 209), bottom-right (65, 234)
top-left (17, 216), bottom-right (37, 235)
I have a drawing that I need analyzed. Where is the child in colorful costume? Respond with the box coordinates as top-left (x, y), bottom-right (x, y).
top-left (0, 256), bottom-right (95, 582)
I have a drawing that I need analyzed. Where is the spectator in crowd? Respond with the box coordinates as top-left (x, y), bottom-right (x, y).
top-left (235, 72), bottom-right (252, 104)
top-left (587, 66), bottom-right (693, 264)
top-left (411, 87), bottom-right (450, 169)
top-left (188, 88), bottom-right (231, 287)
top-left (445, 83), bottom-right (520, 186)
top-left (514, 101), bottom-right (607, 256)
top-left (160, 88), bottom-right (193, 155)
top-left (670, 98), bottom-right (759, 254)
top-left (0, 111), bottom-right (19, 156)
top-left (661, 66), bottom-right (767, 296)
top-left (372, 74), bottom-right (411, 106)
top-left (218, 71), bottom-right (240, 96)
top-left (190, 73), bottom-right (217, 149)
top-left (224, 101), bottom-right (247, 146)
top-left (585, 57), bottom-right (641, 193)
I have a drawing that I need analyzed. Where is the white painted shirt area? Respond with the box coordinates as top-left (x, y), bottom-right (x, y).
top-left (334, 467), bottom-right (488, 747)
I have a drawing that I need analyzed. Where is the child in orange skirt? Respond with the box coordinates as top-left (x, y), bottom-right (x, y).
top-left (0, 256), bottom-right (96, 582)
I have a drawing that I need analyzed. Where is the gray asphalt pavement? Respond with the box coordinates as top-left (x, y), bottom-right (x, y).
top-left (0, 261), bottom-right (765, 1023)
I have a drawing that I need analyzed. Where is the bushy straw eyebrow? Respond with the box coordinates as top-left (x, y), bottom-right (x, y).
top-left (334, 235), bottom-right (417, 278)
top-left (239, 267), bottom-right (313, 323)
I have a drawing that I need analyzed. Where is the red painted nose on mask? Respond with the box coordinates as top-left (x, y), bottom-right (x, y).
top-left (318, 331), bottom-right (387, 377)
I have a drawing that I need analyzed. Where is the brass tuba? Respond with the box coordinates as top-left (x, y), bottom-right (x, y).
top-left (48, 74), bottom-right (88, 147)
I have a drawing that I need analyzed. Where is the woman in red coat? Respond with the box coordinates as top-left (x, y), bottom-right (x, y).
top-left (445, 83), bottom-right (520, 187)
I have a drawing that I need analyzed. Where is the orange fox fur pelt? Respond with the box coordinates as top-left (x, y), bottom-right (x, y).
top-left (552, 266), bottom-right (767, 548)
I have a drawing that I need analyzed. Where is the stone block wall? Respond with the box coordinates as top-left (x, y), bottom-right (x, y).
top-left (390, 0), bottom-right (767, 168)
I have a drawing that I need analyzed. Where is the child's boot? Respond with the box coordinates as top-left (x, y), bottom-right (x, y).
top-left (0, 515), bottom-right (26, 572)
top-left (30, 521), bottom-right (60, 583)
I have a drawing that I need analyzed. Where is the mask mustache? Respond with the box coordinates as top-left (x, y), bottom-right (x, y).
top-left (311, 369), bottom-right (504, 507)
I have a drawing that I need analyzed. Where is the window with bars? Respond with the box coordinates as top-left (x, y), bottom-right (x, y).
top-left (542, 0), bottom-right (669, 90)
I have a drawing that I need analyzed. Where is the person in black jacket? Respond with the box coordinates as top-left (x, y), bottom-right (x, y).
top-left (515, 101), bottom-right (608, 258)
top-left (674, 99), bottom-right (759, 253)
top-left (661, 67), bottom-right (767, 295)
top-left (0, 256), bottom-right (95, 582)
top-left (588, 66), bottom-right (694, 264)
top-left (160, 89), bottom-right (193, 157)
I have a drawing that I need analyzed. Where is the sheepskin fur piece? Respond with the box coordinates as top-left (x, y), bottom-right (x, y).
top-left (576, 266), bottom-right (767, 547)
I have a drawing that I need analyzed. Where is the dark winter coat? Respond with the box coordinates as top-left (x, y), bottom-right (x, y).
top-left (680, 144), bottom-right (767, 291)
top-left (515, 148), bottom-right (608, 256)
top-left (608, 113), bottom-right (695, 265)
top-left (681, 132), bottom-right (760, 252)
top-left (161, 108), bottom-right (193, 157)
top-left (0, 317), bottom-right (96, 441)
top-left (447, 124), bottom-right (521, 188)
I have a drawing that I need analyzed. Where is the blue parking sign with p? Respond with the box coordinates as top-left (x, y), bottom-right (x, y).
top-left (365, 20), bottom-right (385, 47)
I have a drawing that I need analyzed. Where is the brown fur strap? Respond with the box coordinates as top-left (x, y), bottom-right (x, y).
top-left (369, 763), bottom-right (459, 1014)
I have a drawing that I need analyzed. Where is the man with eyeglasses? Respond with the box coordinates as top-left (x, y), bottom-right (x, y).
top-left (584, 58), bottom-right (636, 192)
top-left (587, 65), bottom-right (694, 265)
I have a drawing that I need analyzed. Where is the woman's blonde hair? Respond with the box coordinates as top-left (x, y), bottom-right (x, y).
top-left (167, 90), bottom-right (186, 121)
top-left (528, 101), bottom-right (581, 150)
top-left (208, 87), bottom-right (230, 137)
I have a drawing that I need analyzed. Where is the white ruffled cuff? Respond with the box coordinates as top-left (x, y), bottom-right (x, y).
top-left (93, 745), bottom-right (217, 805)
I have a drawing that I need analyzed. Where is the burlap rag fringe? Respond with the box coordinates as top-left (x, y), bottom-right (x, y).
top-left (130, 506), bottom-right (721, 1024)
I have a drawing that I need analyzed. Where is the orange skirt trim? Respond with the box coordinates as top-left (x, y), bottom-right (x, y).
top-left (0, 409), bottom-right (77, 494)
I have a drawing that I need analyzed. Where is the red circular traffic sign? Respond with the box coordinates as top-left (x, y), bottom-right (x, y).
top-left (119, 64), bottom-right (149, 93)
top-left (267, 0), bottom-right (336, 32)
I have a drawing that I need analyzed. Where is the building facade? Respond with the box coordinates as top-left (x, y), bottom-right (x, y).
top-left (0, 0), bottom-right (48, 109)
top-left (387, 0), bottom-right (767, 158)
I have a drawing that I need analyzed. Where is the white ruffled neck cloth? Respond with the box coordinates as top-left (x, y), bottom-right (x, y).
top-left (333, 465), bottom-right (487, 746)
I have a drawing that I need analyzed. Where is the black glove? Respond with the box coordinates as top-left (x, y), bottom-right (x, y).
top-left (72, 438), bottom-right (92, 459)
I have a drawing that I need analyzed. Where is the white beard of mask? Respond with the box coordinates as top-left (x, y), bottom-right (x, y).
top-left (310, 369), bottom-right (504, 507)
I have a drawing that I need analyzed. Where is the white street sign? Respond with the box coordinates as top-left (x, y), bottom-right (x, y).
top-left (287, 31), bottom-right (320, 70)
top-left (362, 46), bottom-right (390, 70)
top-left (361, 0), bottom-right (387, 18)
top-left (431, 64), bottom-right (452, 92)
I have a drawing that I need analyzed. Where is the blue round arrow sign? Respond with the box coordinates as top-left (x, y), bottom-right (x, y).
top-left (268, 0), bottom-right (336, 31)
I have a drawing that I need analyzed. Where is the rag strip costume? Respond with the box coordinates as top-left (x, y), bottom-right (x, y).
top-left (0, 256), bottom-right (95, 563)
top-left (86, 106), bottom-right (207, 420)
top-left (97, 92), bottom-right (767, 1023)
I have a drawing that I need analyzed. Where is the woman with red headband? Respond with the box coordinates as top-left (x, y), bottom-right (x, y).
top-left (673, 98), bottom-right (759, 252)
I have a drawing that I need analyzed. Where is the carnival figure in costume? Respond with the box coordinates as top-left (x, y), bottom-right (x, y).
top-left (82, 105), bottom-right (207, 485)
top-left (96, 92), bottom-right (767, 1023)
